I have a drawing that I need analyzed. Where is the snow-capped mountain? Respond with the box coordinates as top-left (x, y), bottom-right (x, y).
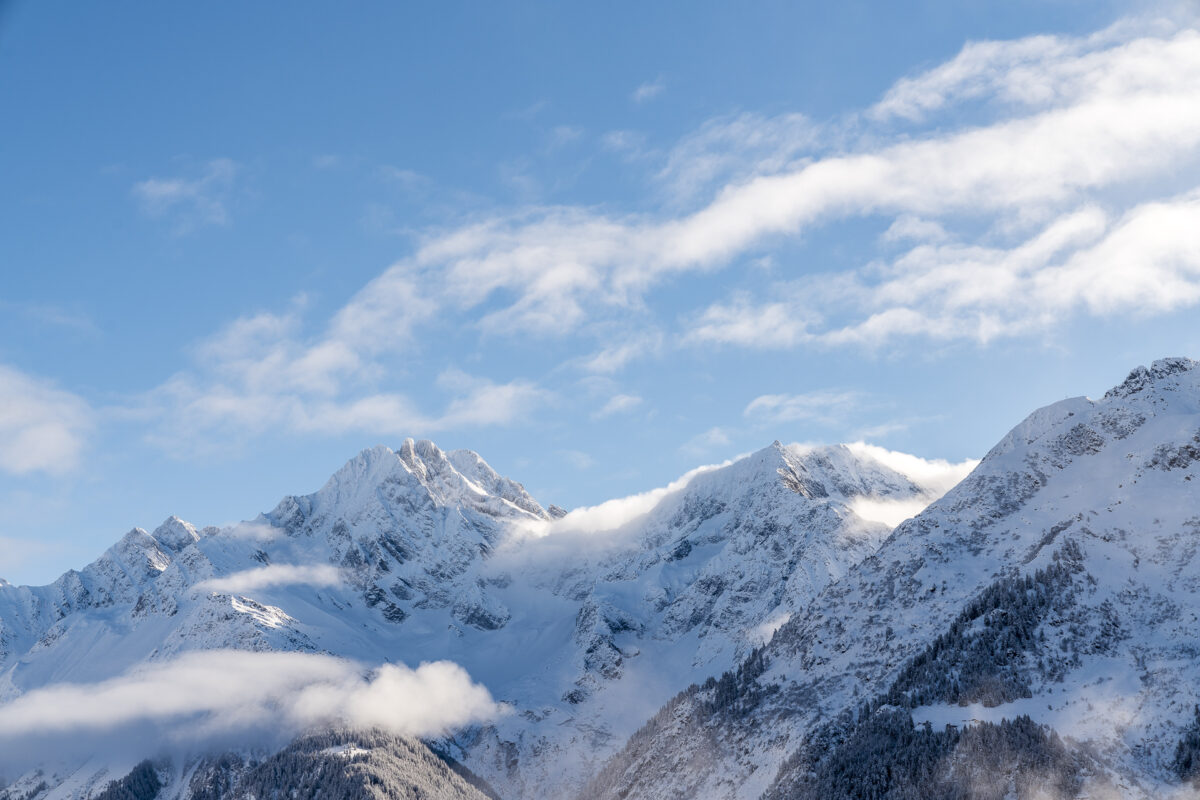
top-left (0, 435), bottom-right (958, 799)
top-left (584, 357), bottom-right (1200, 800)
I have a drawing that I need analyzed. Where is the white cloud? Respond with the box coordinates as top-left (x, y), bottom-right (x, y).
top-left (743, 390), bottom-right (863, 425)
top-left (194, 564), bottom-right (344, 594)
top-left (379, 165), bottom-right (428, 187)
top-left (844, 441), bottom-right (978, 495)
top-left (151, 369), bottom-right (547, 451)
top-left (1, 301), bottom-right (99, 336)
top-left (548, 125), bottom-right (583, 149)
top-left (0, 650), bottom-right (504, 770)
top-left (601, 129), bottom-right (648, 157)
top-left (560, 449), bottom-right (595, 470)
top-left (882, 215), bottom-right (948, 244)
top-left (1033, 193), bottom-right (1200, 316)
top-left (593, 393), bottom-right (643, 419)
top-left (133, 158), bottom-right (237, 231)
top-left (631, 76), bottom-right (666, 103)
top-left (868, 17), bottom-right (1178, 122)
top-left (847, 496), bottom-right (933, 529)
top-left (690, 192), bottom-right (1200, 348)
top-left (434, 369), bottom-right (550, 429)
top-left (580, 331), bottom-right (663, 373)
top-left (655, 112), bottom-right (818, 204)
top-left (853, 419), bottom-right (916, 440)
top-left (508, 458), bottom-right (734, 542)
top-left (681, 426), bottom-right (733, 458)
top-left (367, 23), bottom-right (1200, 348)
top-left (0, 365), bottom-right (92, 476)
top-left (220, 520), bottom-right (285, 542)
top-left (843, 442), bottom-right (979, 527)
top-left (685, 294), bottom-right (812, 349)
top-left (144, 281), bottom-right (547, 449)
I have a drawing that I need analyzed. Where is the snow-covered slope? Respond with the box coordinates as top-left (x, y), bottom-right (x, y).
top-left (0, 437), bottom-right (952, 799)
top-left (586, 357), bottom-right (1200, 800)
top-left (456, 441), bottom-right (959, 798)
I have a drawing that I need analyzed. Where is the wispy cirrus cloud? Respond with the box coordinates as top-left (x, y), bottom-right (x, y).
top-left (133, 158), bottom-right (238, 232)
top-left (743, 390), bottom-right (864, 425)
top-left (680, 426), bottom-right (733, 458)
top-left (0, 301), bottom-right (99, 336)
top-left (593, 393), bottom-right (642, 419)
top-left (654, 111), bottom-right (818, 205)
top-left (631, 76), bottom-right (666, 104)
top-left (0, 364), bottom-right (93, 476)
top-left (579, 331), bottom-right (663, 374)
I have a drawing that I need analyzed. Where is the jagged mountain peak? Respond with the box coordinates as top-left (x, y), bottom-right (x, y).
top-left (1104, 355), bottom-right (1200, 401)
top-left (152, 516), bottom-right (201, 552)
top-left (684, 440), bottom-right (965, 514)
top-left (396, 436), bottom-right (446, 476)
top-left (977, 357), bottom-right (1200, 467)
top-left (447, 447), bottom-right (546, 518)
top-left (109, 527), bottom-right (171, 573)
top-left (294, 439), bottom-right (548, 525)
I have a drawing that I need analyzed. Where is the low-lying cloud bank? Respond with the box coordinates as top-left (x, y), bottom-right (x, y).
top-left (194, 564), bottom-right (344, 594)
top-left (843, 442), bottom-right (979, 527)
top-left (526, 459), bottom-right (736, 538)
top-left (842, 442), bottom-right (979, 496)
top-left (0, 650), bottom-right (504, 773)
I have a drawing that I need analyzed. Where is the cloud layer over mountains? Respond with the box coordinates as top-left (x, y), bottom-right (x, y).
top-left (0, 651), bottom-right (504, 772)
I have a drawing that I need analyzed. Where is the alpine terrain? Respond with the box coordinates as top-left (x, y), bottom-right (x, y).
top-left (0, 434), bottom-right (960, 799)
top-left (581, 357), bottom-right (1200, 800)
top-left (5, 358), bottom-right (1200, 799)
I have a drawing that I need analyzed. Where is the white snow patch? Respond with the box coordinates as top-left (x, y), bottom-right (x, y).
top-left (911, 656), bottom-right (1145, 742)
top-left (322, 743), bottom-right (371, 759)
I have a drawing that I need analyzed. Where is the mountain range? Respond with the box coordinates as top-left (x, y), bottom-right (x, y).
top-left (3, 358), bottom-right (1200, 799)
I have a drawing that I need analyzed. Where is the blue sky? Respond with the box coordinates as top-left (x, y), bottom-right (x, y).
top-left (3, 0), bottom-right (1200, 585)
